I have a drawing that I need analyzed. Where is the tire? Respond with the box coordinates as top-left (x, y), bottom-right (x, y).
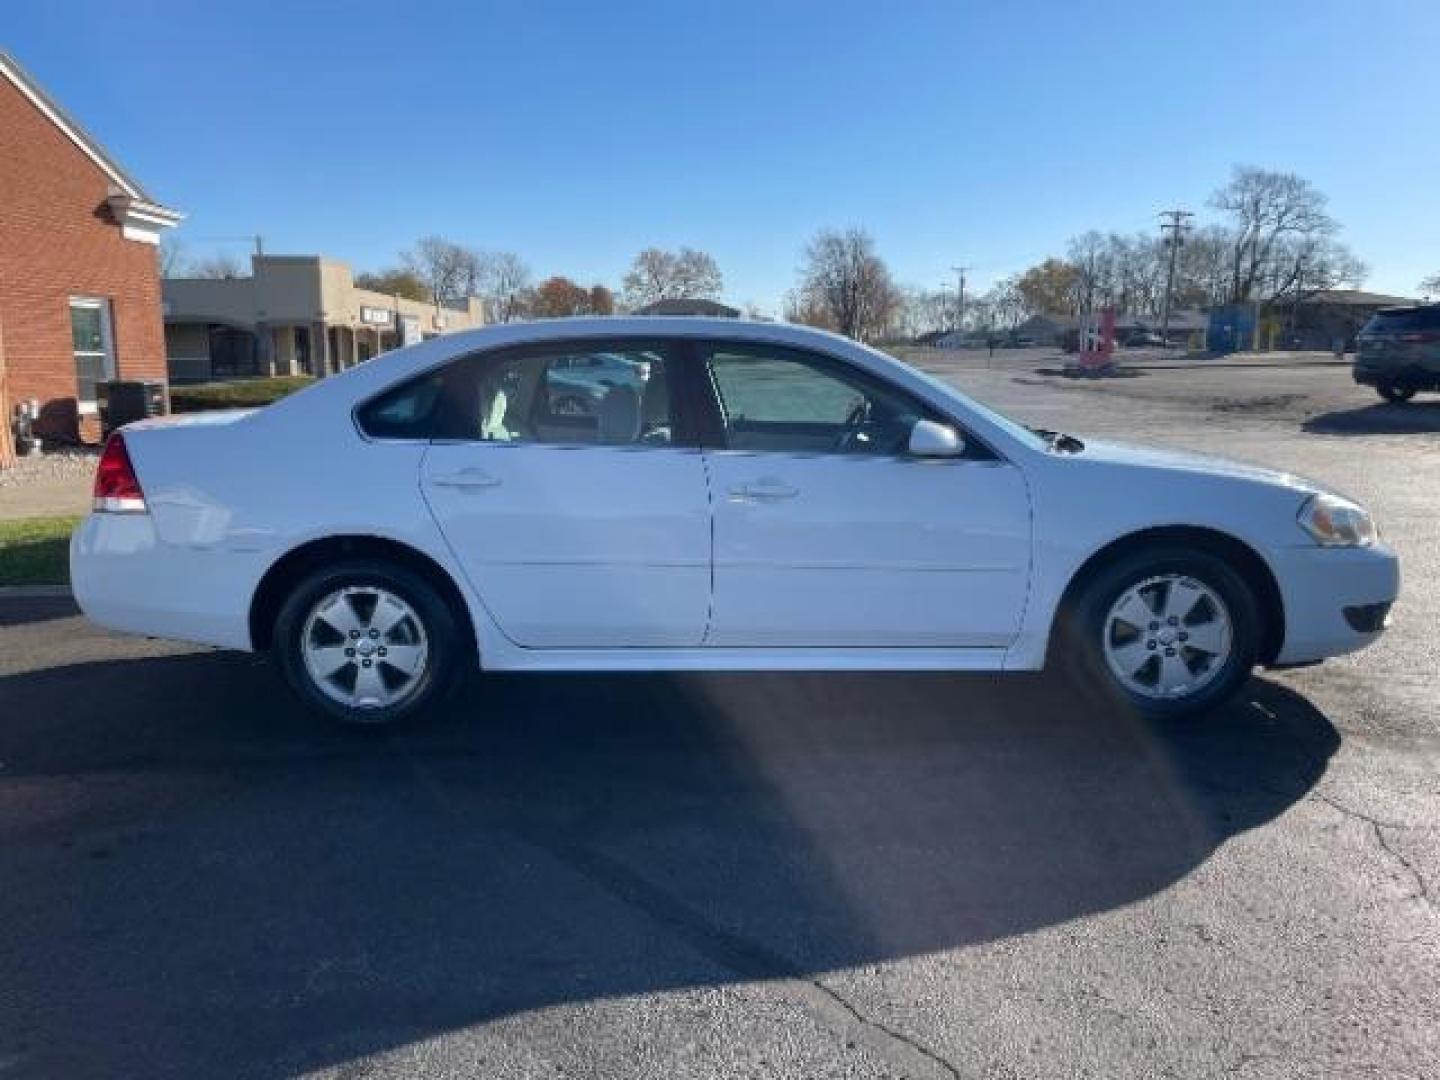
top-left (273, 558), bottom-right (466, 727)
top-left (1058, 545), bottom-right (1261, 721)
top-left (1377, 382), bottom-right (1416, 404)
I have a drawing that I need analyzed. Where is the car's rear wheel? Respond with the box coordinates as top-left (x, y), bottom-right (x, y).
top-left (1060, 546), bottom-right (1261, 720)
top-left (1377, 382), bottom-right (1417, 403)
top-left (274, 559), bottom-right (464, 727)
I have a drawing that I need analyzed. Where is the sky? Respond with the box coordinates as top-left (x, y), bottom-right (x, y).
top-left (7, 0), bottom-right (1439, 310)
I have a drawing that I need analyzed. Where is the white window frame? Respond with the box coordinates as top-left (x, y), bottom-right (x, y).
top-left (69, 297), bottom-right (116, 414)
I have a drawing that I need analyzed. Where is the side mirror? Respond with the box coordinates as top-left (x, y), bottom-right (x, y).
top-left (909, 419), bottom-right (964, 458)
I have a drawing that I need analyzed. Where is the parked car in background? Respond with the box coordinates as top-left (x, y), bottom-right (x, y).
top-left (1353, 304), bottom-right (1440, 402)
top-left (1124, 331), bottom-right (1165, 348)
top-left (72, 319), bottom-right (1398, 728)
top-left (543, 352), bottom-right (652, 416)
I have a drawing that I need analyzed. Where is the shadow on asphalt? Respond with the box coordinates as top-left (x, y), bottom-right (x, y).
top-left (1304, 400), bottom-right (1440, 435)
top-left (0, 594), bottom-right (75, 628)
top-left (0, 653), bottom-right (1338, 1078)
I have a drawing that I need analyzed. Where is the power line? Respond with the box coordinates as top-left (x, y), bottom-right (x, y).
top-left (951, 265), bottom-right (971, 333)
top-left (1158, 210), bottom-right (1193, 346)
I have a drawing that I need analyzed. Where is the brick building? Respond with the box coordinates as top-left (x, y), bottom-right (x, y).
top-left (0, 51), bottom-right (181, 445)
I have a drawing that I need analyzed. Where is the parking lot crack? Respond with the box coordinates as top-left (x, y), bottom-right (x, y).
top-left (501, 819), bottom-right (962, 1079)
top-left (1312, 793), bottom-right (1437, 915)
top-left (1371, 822), bottom-right (1437, 915)
top-left (805, 975), bottom-right (963, 1080)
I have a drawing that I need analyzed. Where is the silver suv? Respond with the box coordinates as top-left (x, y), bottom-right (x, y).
top-left (1354, 304), bottom-right (1440, 403)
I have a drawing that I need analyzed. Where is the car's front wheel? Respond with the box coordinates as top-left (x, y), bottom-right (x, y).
top-left (1377, 382), bottom-right (1417, 404)
top-left (1060, 546), bottom-right (1261, 720)
top-left (274, 559), bottom-right (465, 726)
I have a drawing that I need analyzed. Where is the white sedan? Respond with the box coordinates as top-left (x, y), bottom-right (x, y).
top-left (72, 319), bottom-right (1398, 726)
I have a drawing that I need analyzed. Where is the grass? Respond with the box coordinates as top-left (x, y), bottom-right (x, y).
top-left (170, 376), bottom-right (315, 413)
top-left (0, 515), bottom-right (82, 587)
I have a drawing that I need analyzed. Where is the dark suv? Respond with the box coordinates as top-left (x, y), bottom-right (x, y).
top-left (1354, 304), bottom-right (1440, 402)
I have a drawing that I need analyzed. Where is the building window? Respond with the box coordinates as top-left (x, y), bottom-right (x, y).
top-left (294, 327), bottom-right (312, 375)
top-left (70, 298), bottom-right (116, 412)
top-left (208, 325), bottom-right (259, 378)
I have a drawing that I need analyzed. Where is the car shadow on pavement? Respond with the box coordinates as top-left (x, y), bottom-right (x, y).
top-left (0, 652), bottom-right (1338, 1078)
top-left (1304, 400), bottom-right (1440, 435)
top-left (0, 594), bottom-right (76, 628)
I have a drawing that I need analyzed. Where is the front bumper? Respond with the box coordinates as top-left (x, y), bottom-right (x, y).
top-left (1271, 542), bottom-right (1400, 665)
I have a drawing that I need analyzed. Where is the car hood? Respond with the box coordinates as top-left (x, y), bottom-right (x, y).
top-left (1073, 438), bottom-right (1328, 495)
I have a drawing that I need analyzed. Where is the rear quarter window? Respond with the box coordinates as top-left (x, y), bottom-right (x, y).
top-left (357, 372), bottom-right (447, 439)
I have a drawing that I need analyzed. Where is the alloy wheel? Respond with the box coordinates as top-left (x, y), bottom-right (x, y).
top-left (301, 586), bottom-right (430, 710)
top-left (1102, 573), bottom-right (1233, 700)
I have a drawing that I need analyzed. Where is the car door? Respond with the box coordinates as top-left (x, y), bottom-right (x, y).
top-left (405, 339), bottom-right (710, 648)
top-left (698, 341), bottom-right (1031, 648)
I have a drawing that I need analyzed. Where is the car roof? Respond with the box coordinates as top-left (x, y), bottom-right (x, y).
top-left (306, 317), bottom-right (875, 402)
top-left (260, 316), bottom-right (1041, 460)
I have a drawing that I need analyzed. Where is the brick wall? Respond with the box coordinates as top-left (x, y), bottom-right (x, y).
top-left (0, 75), bottom-right (168, 444)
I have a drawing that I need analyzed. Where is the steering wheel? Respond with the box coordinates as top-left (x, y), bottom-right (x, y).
top-left (834, 397), bottom-right (872, 453)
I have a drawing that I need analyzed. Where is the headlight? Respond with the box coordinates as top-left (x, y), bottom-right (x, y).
top-left (1297, 492), bottom-right (1377, 547)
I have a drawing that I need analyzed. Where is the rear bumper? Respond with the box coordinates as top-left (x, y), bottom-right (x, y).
top-left (1353, 361), bottom-right (1440, 388)
top-left (70, 513), bottom-right (255, 651)
top-left (1271, 543), bottom-right (1400, 665)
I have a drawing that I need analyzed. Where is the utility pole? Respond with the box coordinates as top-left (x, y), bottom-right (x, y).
top-left (951, 265), bottom-right (971, 336)
top-left (1158, 210), bottom-right (1192, 348)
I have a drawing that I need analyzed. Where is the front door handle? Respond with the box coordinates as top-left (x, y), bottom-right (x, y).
top-left (429, 468), bottom-right (502, 490)
top-left (729, 479), bottom-right (799, 502)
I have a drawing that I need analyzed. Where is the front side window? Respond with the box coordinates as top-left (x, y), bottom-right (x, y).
top-left (358, 343), bottom-right (674, 446)
top-left (69, 298), bottom-right (115, 411)
top-left (707, 345), bottom-right (934, 456)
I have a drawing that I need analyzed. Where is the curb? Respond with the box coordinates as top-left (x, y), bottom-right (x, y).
top-left (0, 585), bottom-right (73, 600)
top-left (1122, 359), bottom-right (1351, 371)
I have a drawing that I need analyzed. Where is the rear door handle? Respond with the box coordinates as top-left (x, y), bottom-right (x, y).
top-left (729, 479), bottom-right (799, 502)
top-left (429, 468), bottom-right (502, 490)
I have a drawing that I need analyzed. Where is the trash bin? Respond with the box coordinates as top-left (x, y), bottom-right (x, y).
top-left (99, 379), bottom-right (168, 434)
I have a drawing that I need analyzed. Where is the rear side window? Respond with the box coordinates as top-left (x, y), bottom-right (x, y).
top-left (357, 341), bottom-right (676, 445)
top-left (1363, 306), bottom-right (1440, 333)
top-left (357, 371), bottom-right (451, 439)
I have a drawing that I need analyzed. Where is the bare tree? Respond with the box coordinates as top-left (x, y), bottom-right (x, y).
top-left (1210, 166), bottom-right (1337, 303)
top-left (621, 247), bottom-right (723, 307)
top-left (187, 252), bottom-right (247, 279)
top-left (896, 286), bottom-right (950, 337)
top-left (792, 228), bottom-right (900, 342)
top-left (403, 236), bottom-right (483, 307)
top-left (1421, 273), bottom-right (1440, 299)
top-left (984, 277), bottom-right (1026, 329)
top-left (477, 251), bottom-right (533, 322)
top-left (157, 236), bottom-right (186, 278)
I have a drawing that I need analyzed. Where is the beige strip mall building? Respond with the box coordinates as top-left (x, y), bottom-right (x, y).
top-left (163, 254), bottom-right (486, 382)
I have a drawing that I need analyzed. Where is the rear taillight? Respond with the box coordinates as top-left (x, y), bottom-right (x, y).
top-left (93, 434), bottom-right (147, 513)
top-left (1399, 332), bottom-right (1440, 344)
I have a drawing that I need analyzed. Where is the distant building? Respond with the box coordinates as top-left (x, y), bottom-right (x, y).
top-left (0, 51), bottom-right (182, 444)
top-left (1007, 310), bottom-right (1208, 350)
top-left (1285, 289), bottom-right (1417, 351)
top-left (163, 255), bottom-right (486, 382)
top-left (632, 298), bottom-right (740, 318)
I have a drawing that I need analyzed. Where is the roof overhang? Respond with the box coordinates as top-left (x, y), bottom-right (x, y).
top-left (106, 191), bottom-right (185, 245)
top-left (2, 51), bottom-right (184, 240)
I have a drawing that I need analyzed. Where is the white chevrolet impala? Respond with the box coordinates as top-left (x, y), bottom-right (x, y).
top-left (72, 319), bottom-right (1398, 726)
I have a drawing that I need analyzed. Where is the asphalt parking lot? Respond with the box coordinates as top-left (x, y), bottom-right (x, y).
top-left (3, 354), bottom-right (1438, 1079)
